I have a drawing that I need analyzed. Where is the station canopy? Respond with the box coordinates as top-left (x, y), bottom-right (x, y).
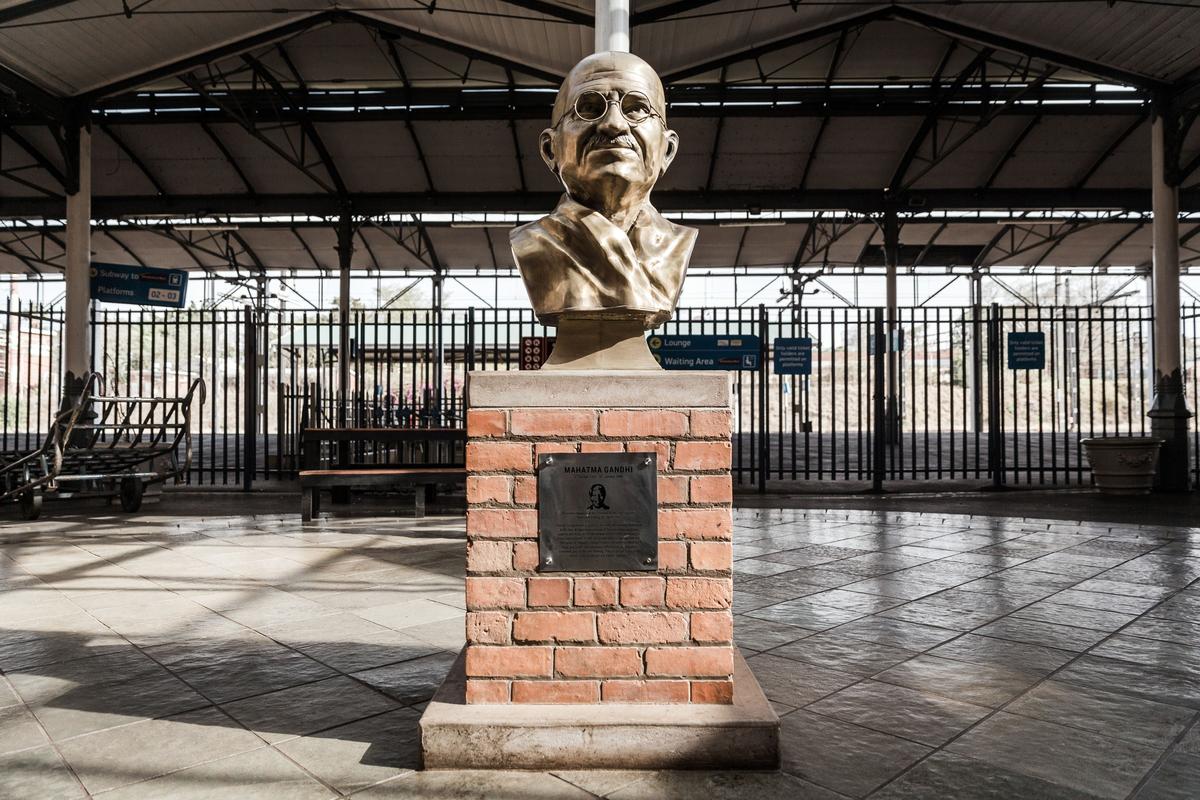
top-left (0, 0), bottom-right (1199, 278)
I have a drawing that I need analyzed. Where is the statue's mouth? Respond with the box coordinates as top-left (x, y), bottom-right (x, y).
top-left (586, 133), bottom-right (638, 154)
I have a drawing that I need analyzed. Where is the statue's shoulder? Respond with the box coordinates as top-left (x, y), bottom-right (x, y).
top-left (641, 205), bottom-right (698, 248)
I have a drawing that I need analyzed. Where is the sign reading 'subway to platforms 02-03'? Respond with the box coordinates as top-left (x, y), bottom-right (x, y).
top-left (89, 263), bottom-right (189, 308)
top-left (647, 334), bottom-right (760, 370)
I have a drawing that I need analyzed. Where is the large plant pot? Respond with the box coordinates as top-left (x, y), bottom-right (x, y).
top-left (1081, 436), bottom-right (1163, 495)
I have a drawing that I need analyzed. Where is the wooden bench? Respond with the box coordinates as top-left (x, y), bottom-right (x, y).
top-left (299, 427), bottom-right (466, 520)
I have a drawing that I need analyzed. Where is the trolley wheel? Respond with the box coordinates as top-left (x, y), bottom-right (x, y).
top-left (301, 488), bottom-right (316, 521)
top-left (18, 491), bottom-right (42, 520)
top-left (119, 476), bottom-right (144, 513)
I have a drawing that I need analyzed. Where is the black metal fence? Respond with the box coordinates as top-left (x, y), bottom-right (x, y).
top-left (0, 302), bottom-right (1187, 489)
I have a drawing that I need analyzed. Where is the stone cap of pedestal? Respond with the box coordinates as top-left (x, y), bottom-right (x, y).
top-left (467, 370), bottom-right (731, 409)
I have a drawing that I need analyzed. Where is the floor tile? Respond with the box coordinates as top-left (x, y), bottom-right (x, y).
top-left (973, 617), bottom-right (1109, 652)
top-left (746, 600), bottom-right (868, 631)
top-left (873, 655), bottom-right (1040, 707)
top-left (1056, 655), bottom-right (1200, 709)
top-left (1089, 634), bottom-right (1200, 681)
top-left (833, 616), bottom-right (961, 650)
top-left (870, 751), bottom-right (1103, 800)
top-left (1134, 752), bottom-right (1200, 800)
top-left (1006, 679), bottom-right (1194, 749)
top-left (56, 707), bottom-right (264, 794)
top-left (733, 616), bottom-right (815, 652)
top-left (744, 653), bottom-right (860, 707)
top-left (780, 710), bottom-right (931, 797)
top-left (98, 745), bottom-right (334, 800)
top-left (947, 711), bottom-right (1162, 800)
top-left (275, 707), bottom-right (421, 793)
top-left (0, 746), bottom-right (87, 799)
top-left (221, 676), bottom-right (399, 744)
top-left (351, 651), bottom-right (458, 706)
top-left (927, 633), bottom-right (1076, 675)
top-left (606, 770), bottom-right (846, 799)
top-left (770, 632), bottom-right (918, 677)
top-left (808, 680), bottom-right (989, 746)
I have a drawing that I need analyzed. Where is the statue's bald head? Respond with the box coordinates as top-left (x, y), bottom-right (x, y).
top-left (551, 51), bottom-right (667, 127)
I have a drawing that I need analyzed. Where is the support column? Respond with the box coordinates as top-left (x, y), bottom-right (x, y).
top-left (594, 0), bottom-right (630, 52)
top-left (63, 125), bottom-right (91, 405)
top-left (336, 213), bottom-right (353, 429)
top-left (1148, 108), bottom-right (1192, 491)
top-left (968, 271), bottom-right (982, 433)
top-left (883, 209), bottom-right (900, 444)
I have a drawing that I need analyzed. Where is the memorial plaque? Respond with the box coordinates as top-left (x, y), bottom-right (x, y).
top-left (538, 452), bottom-right (658, 572)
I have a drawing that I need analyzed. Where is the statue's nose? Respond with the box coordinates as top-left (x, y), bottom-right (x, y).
top-left (596, 100), bottom-right (628, 135)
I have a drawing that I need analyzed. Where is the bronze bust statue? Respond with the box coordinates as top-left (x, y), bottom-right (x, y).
top-left (511, 51), bottom-right (696, 369)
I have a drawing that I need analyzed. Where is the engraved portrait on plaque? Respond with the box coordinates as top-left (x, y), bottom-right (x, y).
top-left (537, 452), bottom-right (658, 572)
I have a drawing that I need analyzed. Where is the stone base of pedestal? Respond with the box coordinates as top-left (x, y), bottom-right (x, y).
top-left (419, 647), bottom-right (780, 770)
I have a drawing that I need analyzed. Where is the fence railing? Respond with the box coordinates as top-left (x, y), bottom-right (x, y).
top-left (0, 302), bottom-right (1189, 489)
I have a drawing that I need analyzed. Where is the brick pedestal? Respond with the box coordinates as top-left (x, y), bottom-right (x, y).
top-left (420, 370), bottom-right (778, 770)
top-left (462, 370), bottom-right (735, 705)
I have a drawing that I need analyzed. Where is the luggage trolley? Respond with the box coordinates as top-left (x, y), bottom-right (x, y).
top-left (53, 378), bottom-right (206, 513)
top-left (0, 372), bottom-right (104, 520)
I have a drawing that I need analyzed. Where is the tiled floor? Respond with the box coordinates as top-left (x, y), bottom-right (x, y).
top-left (1, 495), bottom-right (1198, 799)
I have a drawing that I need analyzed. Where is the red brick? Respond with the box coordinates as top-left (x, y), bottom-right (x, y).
top-left (466, 540), bottom-right (513, 573)
top-left (659, 508), bottom-right (732, 541)
top-left (597, 612), bottom-right (687, 644)
top-left (466, 645), bottom-right (553, 677)
top-left (666, 577), bottom-right (732, 609)
top-left (673, 441), bottom-right (731, 471)
top-left (601, 679), bottom-right (689, 703)
top-left (599, 410), bottom-right (688, 438)
top-left (467, 441), bottom-right (532, 473)
top-left (512, 409), bottom-right (597, 437)
top-left (527, 577), bottom-right (571, 607)
top-left (689, 475), bottom-right (732, 504)
top-left (574, 577), bottom-right (618, 607)
top-left (465, 679), bottom-right (510, 703)
top-left (512, 680), bottom-right (599, 704)
top-left (555, 647), bottom-right (642, 678)
top-left (619, 577), bottom-right (665, 607)
top-left (467, 509), bottom-right (537, 539)
top-left (513, 476), bottom-right (537, 505)
top-left (645, 646), bottom-right (734, 678)
top-left (657, 475), bottom-right (688, 504)
top-left (691, 679), bottom-right (734, 704)
top-left (466, 611), bottom-right (511, 645)
top-left (535, 442), bottom-right (578, 459)
top-left (689, 541), bottom-right (733, 571)
top-left (467, 409), bottom-right (506, 438)
top-left (466, 475), bottom-right (511, 505)
top-left (514, 611), bottom-right (596, 642)
top-left (657, 541), bottom-right (687, 570)
top-left (689, 409), bottom-right (732, 438)
top-left (513, 541), bottom-right (540, 571)
top-left (625, 440), bottom-right (670, 467)
top-left (581, 441), bottom-right (624, 453)
top-left (691, 611), bottom-right (733, 643)
top-left (465, 577), bottom-right (525, 610)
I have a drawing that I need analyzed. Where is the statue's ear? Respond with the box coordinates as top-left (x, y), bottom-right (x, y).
top-left (661, 129), bottom-right (679, 174)
top-left (539, 129), bottom-right (557, 174)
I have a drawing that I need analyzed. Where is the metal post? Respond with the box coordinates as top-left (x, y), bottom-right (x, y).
top-left (1148, 106), bottom-right (1192, 491)
top-left (243, 306), bottom-right (257, 491)
top-left (871, 308), bottom-right (885, 492)
top-left (758, 304), bottom-right (768, 494)
top-left (968, 271), bottom-right (983, 433)
top-left (433, 275), bottom-right (445, 426)
top-left (987, 303), bottom-right (1004, 489)
top-left (64, 125), bottom-right (91, 406)
top-left (594, 0), bottom-right (630, 53)
top-left (883, 209), bottom-right (900, 444)
top-left (336, 214), bottom-right (353, 429)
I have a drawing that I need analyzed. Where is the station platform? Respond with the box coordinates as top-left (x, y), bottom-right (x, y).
top-left (0, 493), bottom-right (1196, 799)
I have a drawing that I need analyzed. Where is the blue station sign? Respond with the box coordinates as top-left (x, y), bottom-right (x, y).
top-left (90, 263), bottom-right (188, 308)
top-left (774, 338), bottom-right (813, 375)
top-left (1007, 331), bottom-right (1046, 370)
top-left (647, 334), bottom-right (760, 370)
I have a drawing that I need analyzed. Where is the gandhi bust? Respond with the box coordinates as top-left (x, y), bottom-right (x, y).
top-left (511, 51), bottom-right (696, 369)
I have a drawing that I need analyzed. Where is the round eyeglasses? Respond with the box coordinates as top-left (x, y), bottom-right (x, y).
top-left (558, 90), bottom-right (664, 126)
